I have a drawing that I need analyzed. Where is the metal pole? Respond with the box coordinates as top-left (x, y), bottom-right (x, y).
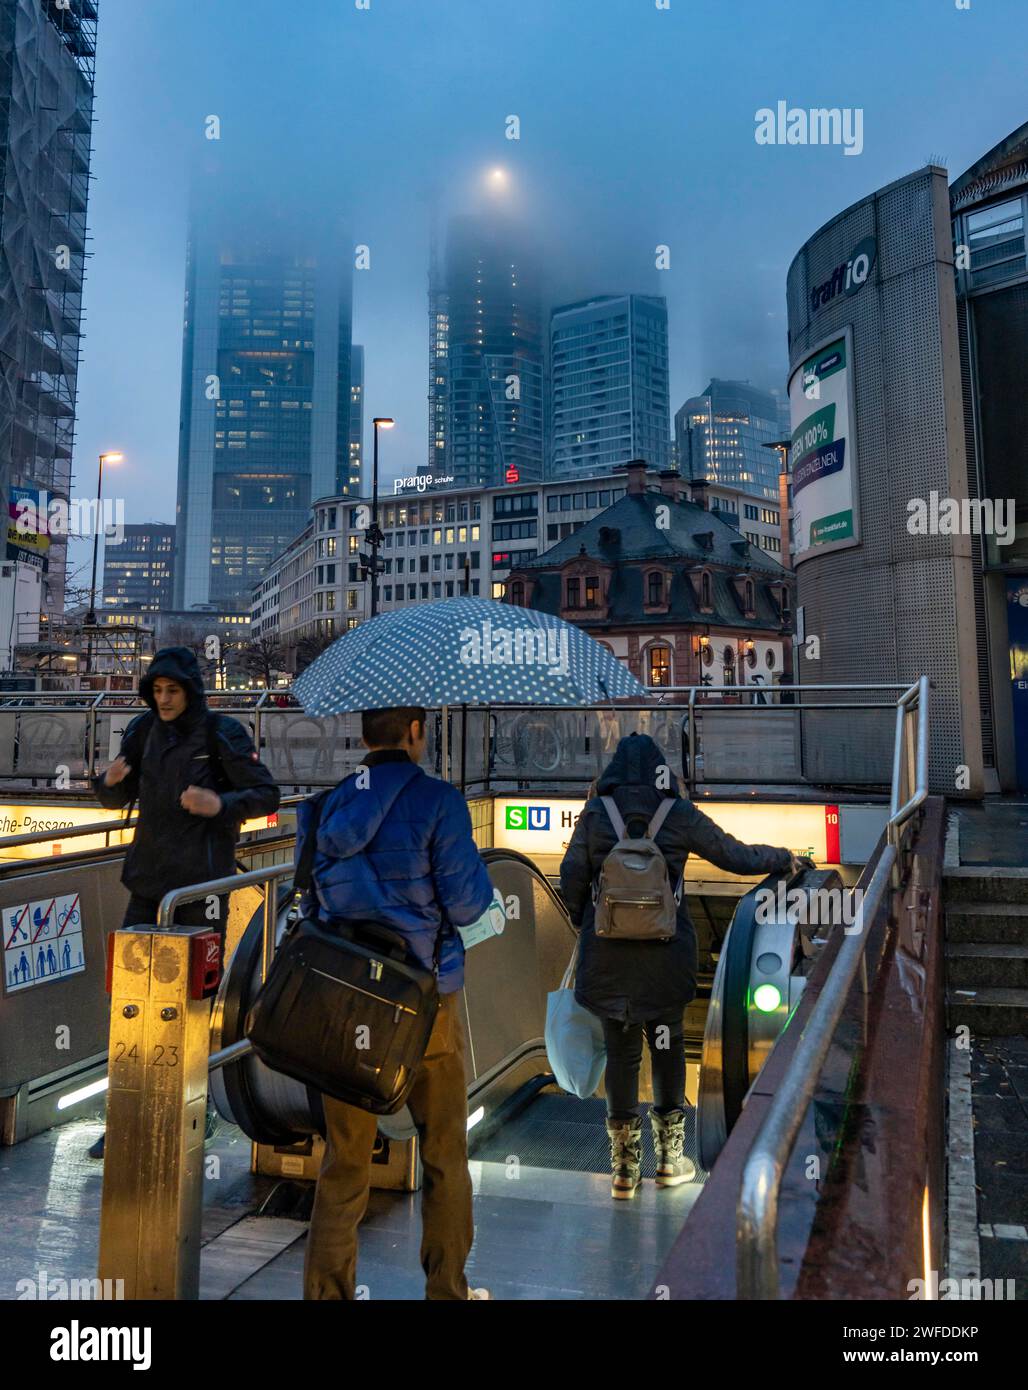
top-left (84, 453), bottom-right (104, 677)
top-left (370, 424), bottom-right (381, 618)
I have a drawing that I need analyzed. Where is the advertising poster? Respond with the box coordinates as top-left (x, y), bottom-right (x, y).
top-left (788, 330), bottom-right (859, 564)
top-left (6, 486), bottom-right (50, 571)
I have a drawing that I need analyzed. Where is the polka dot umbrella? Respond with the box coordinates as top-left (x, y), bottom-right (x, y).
top-left (292, 597), bottom-right (647, 714)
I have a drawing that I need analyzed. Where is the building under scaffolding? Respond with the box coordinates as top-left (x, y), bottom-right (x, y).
top-left (0, 0), bottom-right (99, 619)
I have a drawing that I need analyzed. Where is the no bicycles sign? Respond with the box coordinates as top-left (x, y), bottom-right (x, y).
top-left (2, 893), bottom-right (85, 994)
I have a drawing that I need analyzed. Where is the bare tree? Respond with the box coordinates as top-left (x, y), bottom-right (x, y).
top-left (294, 627), bottom-right (337, 673)
top-left (239, 633), bottom-right (286, 688)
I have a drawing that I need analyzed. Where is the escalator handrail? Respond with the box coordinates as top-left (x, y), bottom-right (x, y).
top-left (479, 846), bottom-right (577, 937)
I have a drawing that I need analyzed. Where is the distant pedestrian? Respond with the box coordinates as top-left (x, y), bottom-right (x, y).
top-left (560, 733), bottom-right (800, 1199)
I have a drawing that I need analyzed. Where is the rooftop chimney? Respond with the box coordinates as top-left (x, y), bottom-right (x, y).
top-left (624, 459), bottom-right (649, 495)
top-left (658, 469), bottom-right (683, 502)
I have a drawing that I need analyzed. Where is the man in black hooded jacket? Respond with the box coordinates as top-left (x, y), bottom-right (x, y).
top-left (89, 647), bottom-right (280, 1158)
top-left (94, 645), bottom-right (280, 930)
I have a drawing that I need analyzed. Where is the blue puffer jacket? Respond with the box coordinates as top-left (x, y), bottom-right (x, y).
top-left (295, 751), bottom-right (494, 994)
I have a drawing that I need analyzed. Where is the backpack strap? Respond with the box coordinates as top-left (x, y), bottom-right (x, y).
top-left (205, 712), bottom-right (228, 792)
top-left (600, 795), bottom-right (626, 840)
top-left (121, 710), bottom-right (155, 828)
top-left (646, 797), bottom-right (683, 903)
top-left (645, 797), bottom-right (675, 841)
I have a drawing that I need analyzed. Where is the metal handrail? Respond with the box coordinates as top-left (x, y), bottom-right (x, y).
top-left (734, 674), bottom-right (930, 1299)
top-left (736, 844), bottom-right (896, 1299)
top-left (158, 865), bottom-right (298, 1076)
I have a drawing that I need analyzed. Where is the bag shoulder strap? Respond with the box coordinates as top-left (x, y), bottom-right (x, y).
top-left (294, 787), bottom-right (332, 892)
top-left (600, 795), bottom-right (626, 841)
top-left (645, 797), bottom-right (675, 841)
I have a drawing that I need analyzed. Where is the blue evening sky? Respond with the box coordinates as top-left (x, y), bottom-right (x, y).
top-left (70, 0), bottom-right (1028, 589)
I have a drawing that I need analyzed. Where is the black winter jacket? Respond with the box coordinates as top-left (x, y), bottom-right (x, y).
top-left (559, 734), bottom-right (792, 1025)
top-left (94, 647), bottom-right (280, 901)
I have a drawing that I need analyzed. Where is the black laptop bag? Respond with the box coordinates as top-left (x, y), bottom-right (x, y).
top-left (245, 789), bottom-right (441, 1114)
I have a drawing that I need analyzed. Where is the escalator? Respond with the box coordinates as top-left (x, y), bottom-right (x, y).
top-left (209, 850), bottom-right (842, 1185)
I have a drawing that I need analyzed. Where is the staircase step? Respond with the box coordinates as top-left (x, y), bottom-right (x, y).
top-left (946, 943), bottom-right (1028, 989)
top-left (944, 868), bottom-right (1028, 904)
top-left (945, 902), bottom-right (1028, 945)
top-left (946, 986), bottom-right (1028, 1037)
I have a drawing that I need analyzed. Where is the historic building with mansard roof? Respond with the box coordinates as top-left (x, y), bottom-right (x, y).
top-left (505, 461), bottom-right (795, 691)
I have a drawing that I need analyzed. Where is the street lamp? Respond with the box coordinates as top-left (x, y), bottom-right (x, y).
top-left (762, 439), bottom-right (792, 570)
top-left (369, 418), bottom-right (394, 618)
top-left (84, 451), bottom-right (123, 677)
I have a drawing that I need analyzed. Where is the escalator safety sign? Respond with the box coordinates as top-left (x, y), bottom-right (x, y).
top-left (3, 893), bottom-right (85, 994)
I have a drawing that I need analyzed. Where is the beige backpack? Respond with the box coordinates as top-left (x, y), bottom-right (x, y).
top-left (592, 797), bottom-right (681, 941)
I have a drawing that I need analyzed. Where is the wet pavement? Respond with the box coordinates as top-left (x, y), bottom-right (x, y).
top-left (0, 1113), bottom-right (698, 1300)
top-left (949, 798), bottom-right (1028, 1299)
top-left (951, 798), bottom-right (1028, 867)
top-left (970, 1038), bottom-right (1028, 1297)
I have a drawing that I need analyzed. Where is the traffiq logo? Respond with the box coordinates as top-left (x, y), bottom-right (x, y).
top-left (809, 237), bottom-right (877, 313)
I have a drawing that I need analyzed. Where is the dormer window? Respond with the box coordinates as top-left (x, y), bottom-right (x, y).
top-left (701, 571), bottom-right (712, 609)
top-left (566, 577), bottom-right (580, 608)
top-left (647, 571), bottom-right (664, 606)
top-left (511, 580), bottom-right (525, 607)
top-left (585, 576), bottom-right (599, 608)
top-left (744, 578), bottom-right (755, 613)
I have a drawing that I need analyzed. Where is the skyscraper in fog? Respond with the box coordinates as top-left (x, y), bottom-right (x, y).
top-left (0, 0), bottom-right (98, 617)
top-left (675, 379), bottom-right (785, 502)
top-left (427, 213), bottom-right (544, 489)
top-left (549, 295), bottom-right (671, 482)
top-left (174, 217), bottom-right (354, 611)
top-left (348, 344), bottom-right (363, 495)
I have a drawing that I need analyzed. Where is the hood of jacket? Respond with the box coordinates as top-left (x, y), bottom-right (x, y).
top-left (139, 647), bottom-right (207, 722)
top-left (595, 733), bottom-right (676, 797)
top-left (314, 759), bottom-right (422, 860)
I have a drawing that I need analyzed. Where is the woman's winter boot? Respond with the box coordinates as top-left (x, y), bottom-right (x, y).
top-left (650, 1108), bottom-right (696, 1186)
top-left (606, 1116), bottom-right (643, 1199)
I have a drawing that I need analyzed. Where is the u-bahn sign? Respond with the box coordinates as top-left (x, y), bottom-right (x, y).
top-left (788, 327), bottom-right (860, 565)
top-left (493, 797), bottom-right (850, 864)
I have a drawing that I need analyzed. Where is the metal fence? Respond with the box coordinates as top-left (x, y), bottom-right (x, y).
top-left (0, 684), bottom-right (915, 795)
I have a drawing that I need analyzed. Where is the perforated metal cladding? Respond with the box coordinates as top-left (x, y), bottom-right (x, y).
top-left (788, 169), bottom-right (974, 792)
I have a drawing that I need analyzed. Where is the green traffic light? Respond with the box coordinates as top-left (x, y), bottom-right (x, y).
top-left (753, 983), bottom-right (782, 1013)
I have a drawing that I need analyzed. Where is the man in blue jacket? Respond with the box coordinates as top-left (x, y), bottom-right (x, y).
top-left (298, 705), bottom-right (494, 1301)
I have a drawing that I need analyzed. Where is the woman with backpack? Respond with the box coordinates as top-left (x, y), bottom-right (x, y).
top-left (559, 733), bottom-right (799, 1199)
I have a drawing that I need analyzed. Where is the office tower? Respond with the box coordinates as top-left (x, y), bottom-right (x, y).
top-left (174, 216), bottom-right (354, 612)
top-left (102, 523), bottom-right (175, 612)
top-left (427, 213), bottom-right (544, 489)
top-left (675, 379), bottom-right (784, 502)
top-left (348, 345), bottom-right (363, 495)
top-left (549, 295), bottom-right (671, 482)
top-left (0, 0), bottom-right (98, 618)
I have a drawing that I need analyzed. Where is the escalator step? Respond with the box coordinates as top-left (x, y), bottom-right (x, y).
top-left (470, 1094), bottom-right (707, 1180)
